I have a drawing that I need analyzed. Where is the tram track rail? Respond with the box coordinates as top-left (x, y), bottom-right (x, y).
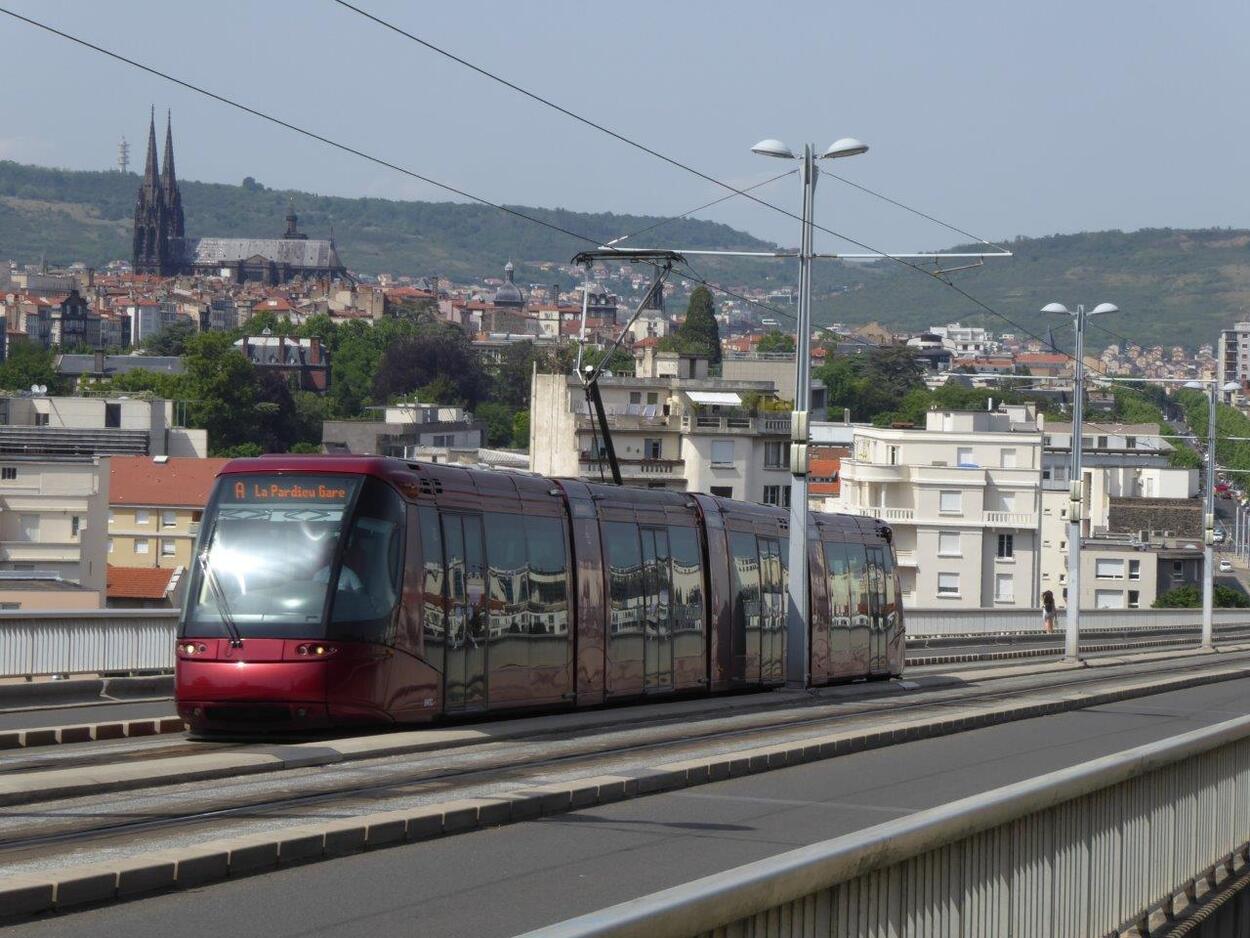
top-left (4, 647), bottom-right (1250, 873)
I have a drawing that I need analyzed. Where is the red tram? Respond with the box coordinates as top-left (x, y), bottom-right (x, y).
top-left (175, 456), bottom-right (903, 733)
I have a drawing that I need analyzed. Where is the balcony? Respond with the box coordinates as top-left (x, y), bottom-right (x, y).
top-left (680, 413), bottom-right (791, 435)
top-left (575, 411), bottom-right (673, 432)
top-left (985, 511), bottom-right (1037, 527)
top-left (0, 541), bottom-right (80, 563)
top-left (839, 462), bottom-right (906, 483)
top-left (893, 549), bottom-right (918, 567)
top-left (852, 506), bottom-right (915, 523)
top-left (578, 456), bottom-right (685, 481)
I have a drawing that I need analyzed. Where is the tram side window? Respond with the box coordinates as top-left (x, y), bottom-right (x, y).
top-left (484, 513), bottom-right (529, 650)
top-left (822, 542), bottom-right (849, 626)
top-left (418, 507), bottom-right (445, 654)
top-left (603, 521), bottom-right (644, 636)
top-left (329, 479), bottom-right (406, 642)
top-left (525, 516), bottom-right (569, 638)
top-left (668, 525), bottom-right (704, 636)
top-left (729, 532), bottom-right (762, 653)
top-left (882, 547), bottom-right (897, 625)
top-left (846, 545), bottom-right (869, 626)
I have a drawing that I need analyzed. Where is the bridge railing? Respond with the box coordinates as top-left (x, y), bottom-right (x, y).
top-left (0, 610), bottom-right (178, 679)
top-left (528, 714), bottom-right (1250, 938)
top-left (905, 606), bottom-right (1250, 636)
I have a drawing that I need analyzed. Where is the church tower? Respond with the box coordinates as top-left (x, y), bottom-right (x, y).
top-left (132, 109), bottom-right (186, 275)
top-left (160, 111), bottom-right (184, 241)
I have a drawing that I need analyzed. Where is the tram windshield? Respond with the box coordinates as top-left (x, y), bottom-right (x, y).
top-left (182, 473), bottom-right (402, 640)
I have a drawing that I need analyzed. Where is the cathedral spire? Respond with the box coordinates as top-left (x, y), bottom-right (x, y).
top-left (142, 106), bottom-right (160, 192)
top-left (160, 110), bottom-right (184, 239)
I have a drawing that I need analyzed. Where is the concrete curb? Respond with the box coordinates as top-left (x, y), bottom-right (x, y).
top-left (0, 717), bottom-right (185, 752)
top-left (0, 675), bottom-right (173, 710)
top-left (3, 661), bottom-right (1249, 922)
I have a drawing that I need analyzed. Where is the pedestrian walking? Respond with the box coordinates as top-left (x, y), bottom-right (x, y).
top-left (1041, 589), bottom-right (1057, 634)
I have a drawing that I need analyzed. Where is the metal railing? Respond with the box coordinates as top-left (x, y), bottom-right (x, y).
top-left (905, 606), bottom-right (1250, 636)
top-left (527, 714), bottom-right (1250, 938)
top-left (0, 610), bottom-right (178, 679)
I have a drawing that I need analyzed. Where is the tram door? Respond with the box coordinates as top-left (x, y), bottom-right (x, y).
top-left (867, 547), bottom-right (888, 674)
top-left (443, 513), bottom-right (488, 710)
top-left (640, 527), bottom-right (673, 691)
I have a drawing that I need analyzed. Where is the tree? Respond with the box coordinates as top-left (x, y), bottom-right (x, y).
top-left (1153, 584), bottom-right (1250, 608)
top-left (661, 286), bottom-right (721, 363)
top-left (141, 319), bottom-right (198, 356)
top-left (512, 410), bottom-right (530, 449)
top-left (757, 331), bottom-right (795, 354)
top-left (495, 341), bottom-right (542, 409)
top-left (182, 332), bottom-right (261, 456)
top-left (475, 401), bottom-right (518, 448)
top-left (816, 345), bottom-right (925, 423)
top-left (372, 323), bottom-right (488, 407)
top-left (0, 342), bottom-right (62, 394)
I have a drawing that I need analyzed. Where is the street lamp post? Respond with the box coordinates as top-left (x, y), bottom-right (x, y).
top-left (753, 135), bottom-right (867, 687)
top-left (1184, 379), bottom-right (1239, 650)
top-left (1043, 301), bottom-right (1119, 661)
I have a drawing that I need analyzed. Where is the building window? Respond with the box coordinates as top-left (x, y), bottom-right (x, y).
top-left (135, 509), bottom-right (150, 526)
top-left (938, 531), bottom-right (961, 557)
top-left (1172, 560), bottom-right (1184, 578)
top-left (646, 392), bottom-right (658, 405)
top-left (1129, 559), bottom-right (1141, 581)
top-left (644, 438), bottom-right (662, 459)
top-left (0, 602), bottom-right (19, 610)
top-left (937, 573), bottom-right (960, 597)
top-left (1126, 436), bottom-right (1137, 449)
top-left (0, 467), bottom-right (14, 481)
top-left (994, 573), bottom-right (1014, 602)
top-left (1042, 466), bottom-right (1051, 481)
top-left (1095, 558), bottom-right (1125, 579)
top-left (34, 413), bottom-right (49, 427)
top-left (1096, 435), bottom-right (1108, 448)
top-left (108, 538), bottom-right (113, 554)
top-left (887, 445), bottom-right (899, 466)
top-left (1095, 589), bottom-right (1124, 609)
top-left (997, 534), bottom-right (1014, 559)
top-left (161, 510), bottom-right (177, 528)
top-left (711, 440), bottom-right (734, 467)
top-left (939, 490), bottom-right (961, 514)
top-left (763, 485), bottom-right (783, 506)
top-left (956, 447), bottom-right (974, 467)
top-left (710, 485), bottom-right (733, 498)
top-left (629, 391), bottom-right (641, 405)
top-left (782, 485), bottom-right (791, 508)
top-left (161, 539), bottom-right (176, 557)
top-left (763, 441), bottom-right (789, 469)
top-left (71, 516), bottom-right (80, 537)
top-left (135, 538), bottom-right (150, 555)
top-left (1128, 590), bottom-right (1140, 609)
top-left (1000, 449), bottom-right (1018, 468)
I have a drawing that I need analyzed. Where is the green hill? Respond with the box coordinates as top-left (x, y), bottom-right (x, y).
top-left (812, 228), bottom-right (1250, 351)
top-left (0, 160), bottom-right (779, 285)
top-left (1, 160), bottom-right (1246, 349)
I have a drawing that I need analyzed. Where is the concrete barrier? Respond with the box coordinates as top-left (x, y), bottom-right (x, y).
top-left (0, 610), bottom-right (177, 679)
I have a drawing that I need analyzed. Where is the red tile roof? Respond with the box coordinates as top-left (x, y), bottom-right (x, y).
top-left (110, 456), bottom-right (229, 508)
top-left (107, 564), bottom-right (175, 600)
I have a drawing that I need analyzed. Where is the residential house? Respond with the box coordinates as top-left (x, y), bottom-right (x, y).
top-left (108, 456), bottom-right (227, 570)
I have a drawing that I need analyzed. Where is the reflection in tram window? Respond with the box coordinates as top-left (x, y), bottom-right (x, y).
top-left (328, 479), bottom-right (405, 643)
top-left (641, 527), bottom-right (673, 689)
top-left (485, 512), bottom-right (528, 675)
top-left (526, 515), bottom-right (570, 675)
top-left (729, 532), bottom-right (762, 681)
top-left (668, 526), bottom-right (704, 637)
top-left (603, 522), bottom-right (644, 637)
top-left (823, 541), bottom-right (851, 630)
top-left (758, 537), bottom-right (785, 682)
top-left (847, 545), bottom-right (870, 631)
top-left (418, 507), bottom-right (445, 655)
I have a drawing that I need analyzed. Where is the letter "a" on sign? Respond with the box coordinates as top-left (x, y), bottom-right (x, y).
top-left (234, 482), bottom-right (246, 499)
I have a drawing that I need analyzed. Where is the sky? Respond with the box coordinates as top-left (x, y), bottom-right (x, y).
top-left (0, 0), bottom-right (1246, 255)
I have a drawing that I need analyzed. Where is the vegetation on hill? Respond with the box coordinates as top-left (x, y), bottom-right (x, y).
top-left (812, 228), bottom-right (1250, 350)
top-left (0, 160), bottom-right (775, 285)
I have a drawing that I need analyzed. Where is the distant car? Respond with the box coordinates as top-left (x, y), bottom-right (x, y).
top-left (1214, 529), bottom-right (1227, 543)
top-left (1220, 559), bottom-right (1234, 573)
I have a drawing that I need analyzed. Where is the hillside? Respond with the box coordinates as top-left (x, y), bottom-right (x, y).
top-left (813, 228), bottom-right (1250, 350)
top-left (1, 160), bottom-right (1247, 349)
top-left (0, 160), bottom-right (780, 286)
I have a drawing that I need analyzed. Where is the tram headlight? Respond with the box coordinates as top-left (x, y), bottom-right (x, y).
top-left (296, 643), bottom-right (336, 657)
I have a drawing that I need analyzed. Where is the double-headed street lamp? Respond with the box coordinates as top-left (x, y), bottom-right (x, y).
top-left (1042, 301), bottom-right (1119, 661)
top-left (752, 135), bottom-right (867, 687)
top-left (1183, 378), bottom-right (1241, 650)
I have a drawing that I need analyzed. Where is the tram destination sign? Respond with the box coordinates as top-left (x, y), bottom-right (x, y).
top-left (222, 475), bottom-right (354, 504)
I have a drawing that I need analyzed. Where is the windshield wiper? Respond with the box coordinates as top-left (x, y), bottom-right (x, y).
top-left (197, 550), bottom-right (244, 648)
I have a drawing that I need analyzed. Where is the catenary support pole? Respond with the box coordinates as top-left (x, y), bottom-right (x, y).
top-left (1065, 306), bottom-right (1086, 662)
top-left (1202, 381), bottom-right (1216, 650)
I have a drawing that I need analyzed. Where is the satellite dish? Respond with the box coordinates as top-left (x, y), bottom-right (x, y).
top-left (37, 385), bottom-right (46, 395)
top-left (29, 385), bottom-right (37, 394)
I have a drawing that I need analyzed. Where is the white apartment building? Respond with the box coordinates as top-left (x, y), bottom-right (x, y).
top-left (928, 322), bottom-right (995, 358)
top-left (1217, 322), bottom-right (1250, 400)
top-left (1039, 422), bottom-right (1198, 608)
top-left (529, 351), bottom-right (795, 505)
top-left (0, 455), bottom-right (109, 609)
top-left (834, 405), bottom-right (1043, 608)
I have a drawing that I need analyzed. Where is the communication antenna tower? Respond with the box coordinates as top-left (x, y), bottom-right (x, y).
top-left (117, 136), bottom-right (130, 174)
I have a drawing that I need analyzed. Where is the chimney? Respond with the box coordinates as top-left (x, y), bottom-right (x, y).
top-left (842, 407), bottom-right (851, 425)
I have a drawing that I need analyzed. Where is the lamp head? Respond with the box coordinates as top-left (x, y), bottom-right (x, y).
top-left (1089, 302), bottom-right (1119, 316)
top-left (822, 137), bottom-right (868, 159)
top-left (1183, 381), bottom-right (1203, 390)
top-left (751, 139), bottom-right (795, 159)
top-left (1041, 302), bottom-right (1070, 315)
top-left (1223, 382), bottom-right (1240, 392)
